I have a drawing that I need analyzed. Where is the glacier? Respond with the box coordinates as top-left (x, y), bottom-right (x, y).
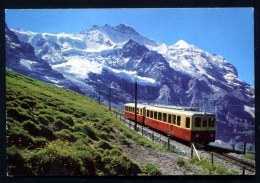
top-left (6, 23), bottom-right (255, 148)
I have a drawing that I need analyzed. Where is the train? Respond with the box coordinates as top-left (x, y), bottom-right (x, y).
top-left (124, 103), bottom-right (216, 144)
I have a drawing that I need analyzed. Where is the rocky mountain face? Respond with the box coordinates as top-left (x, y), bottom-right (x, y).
top-left (6, 23), bottom-right (255, 148)
top-left (5, 24), bottom-right (83, 94)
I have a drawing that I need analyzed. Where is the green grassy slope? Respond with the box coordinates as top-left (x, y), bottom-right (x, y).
top-left (6, 70), bottom-right (161, 176)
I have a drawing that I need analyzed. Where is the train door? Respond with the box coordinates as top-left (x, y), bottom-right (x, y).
top-left (166, 113), bottom-right (173, 135)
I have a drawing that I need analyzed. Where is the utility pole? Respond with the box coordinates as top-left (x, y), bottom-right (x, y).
top-left (109, 87), bottom-right (111, 111)
top-left (134, 82), bottom-right (137, 130)
top-left (98, 90), bottom-right (101, 104)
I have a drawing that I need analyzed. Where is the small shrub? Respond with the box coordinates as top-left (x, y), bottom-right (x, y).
top-left (113, 145), bottom-right (123, 152)
top-left (22, 120), bottom-right (41, 136)
top-left (73, 110), bottom-right (86, 118)
top-left (38, 115), bottom-right (49, 126)
top-left (23, 98), bottom-right (37, 108)
top-left (56, 129), bottom-right (76, 142)
top-left (176, 158), bottom-right (185, 166)
top-left (7, 108), bottom-right (31, 122)
top-left (57, 105), bottom-right (74, 114)
top-left (75, 138), bottom-right (93, 148)
top-left (53, 120), bottom-right (71, 131)
top-left (38, 114), bottom-right (54, 126)
top-left (8, 127), bottom-right (34, 148)
top-left (102, 155), bottom-right (142, 176)
top-left (38, 125), bottom-right (56, 140)
top-left (31, 137), bottom-right (47, 149)
top-left (98, 131), bottom-right (109, 140)
top-left (120, 138), bottom-right (131, 146)
top-left (73, 150), bottom-right (96, 175)
top-left (75, 124), bottom-right (97, 140)
top-left (144, 143), bottom-right (152, 148)
top-left (145, 163), bottom-right (162, 176)
top-left (109, 148), bottom-right (122, 156)
top-left (72, 131), bottom-right (87, 140)
top-left (97, 140), bottom-right (112, 150)
top-left (6, 94), bottom-right (16, 101)
top-left (65, 116), bottom-right (74, 126)
top-left (21, 102), bottom-right (31, 110)
top-left (7, 147), bottom-right (29, 176)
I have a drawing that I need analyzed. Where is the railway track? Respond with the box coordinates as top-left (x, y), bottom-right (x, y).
top-left (110, 109), bottom-right (256, 174)
top-left (212, 152), bottom-right (255, 173)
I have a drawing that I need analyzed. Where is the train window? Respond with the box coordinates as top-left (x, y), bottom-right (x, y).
top-left (136, 108), bottom-right (139, 114)
top-left (168, 114), bottom-right (172, 123)
top-left (195, 117), bottom-right (201, 127)
top-left (158, 112), bottom-right (162, 121)
top-left (147, 110), bottom-right (150, 117)
top-left (186, 117), bottom-right (190, 128)
top-left (163, 113), bottom-right (167, 122)
top-left (173, 115), bottom-right (176, 125)
top-left (154, 112), bottom-right (157, 120)
top-left (203, 117), bottom-right (207, 127)
top-left (208, 117), bottom-right (215, 127)
top-left (140, 109), bottom-right (142, 115)
top-left (177, 116), bottom-right (181, 126)
top-left (150, 111), bottom-right (153, 118)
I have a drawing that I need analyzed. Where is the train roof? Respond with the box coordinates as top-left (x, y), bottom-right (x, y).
top-left (124, 103), bottom-right (215, 116)
top-left (145, 105), bottom-right (215, 116)
top-left (125, 103), bottom-right (147, 108)
top-left (152, 104), bottom-right (201, 111)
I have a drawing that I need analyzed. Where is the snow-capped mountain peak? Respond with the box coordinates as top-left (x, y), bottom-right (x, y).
top-left (154, 43), bottom-right (169, 55)
top-left (80, 24), bottom-right (158, 47)
top-left (174, 39), bottom-right (192, 48)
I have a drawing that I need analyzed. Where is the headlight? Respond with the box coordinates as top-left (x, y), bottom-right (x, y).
top-left (196, 134), bottom-right (199, 137)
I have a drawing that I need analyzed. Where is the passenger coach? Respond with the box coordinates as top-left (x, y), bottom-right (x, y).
top-left (124, 103), bottom-right (146, 124)
top-left (124, 103), bottom-right (216, 144)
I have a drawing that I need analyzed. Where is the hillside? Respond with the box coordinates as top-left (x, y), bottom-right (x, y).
top-left (6, 70), bottom-right (243, 176)
top-left (6, 70), bottom-right (155, 176)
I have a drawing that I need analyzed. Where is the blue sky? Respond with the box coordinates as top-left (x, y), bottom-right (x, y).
top-left (5, 8), bottom-right (254, 86)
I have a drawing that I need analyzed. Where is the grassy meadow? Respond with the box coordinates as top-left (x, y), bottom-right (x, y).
top-left (6, 70), bottom-right (168, 176)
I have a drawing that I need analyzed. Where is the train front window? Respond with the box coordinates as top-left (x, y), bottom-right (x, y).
top-left (186, 117), bottom-right (190, 128)
top-left (163, 113), bottom-right (167, 122)
top-left (208, 117), bottom-right (215, 127)
top-left (177, 116), bottom-right (181, 126)
top-left (150, 111), bottom-right (153, 118)
top-left (203, 117), bottom-right (207, 127)
top-left (195, 117), bottom-right (201, 127)
top-left (158, 112), bottom-right (162, 121)
top-left (168, 114), bottom-right (172, 123)
top-left (154, 112), bottom-right (157, 120)
top-left (147, 110), bottom-right (150, 117)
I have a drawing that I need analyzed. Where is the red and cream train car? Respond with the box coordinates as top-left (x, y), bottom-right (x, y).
top-left (124, 103), bottom-right (216, 144)
top-left (124, 103), bottom-right (146, 124)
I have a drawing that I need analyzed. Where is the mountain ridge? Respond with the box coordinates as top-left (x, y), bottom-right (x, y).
top-left (5, 23), bottom-right (255, 148)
